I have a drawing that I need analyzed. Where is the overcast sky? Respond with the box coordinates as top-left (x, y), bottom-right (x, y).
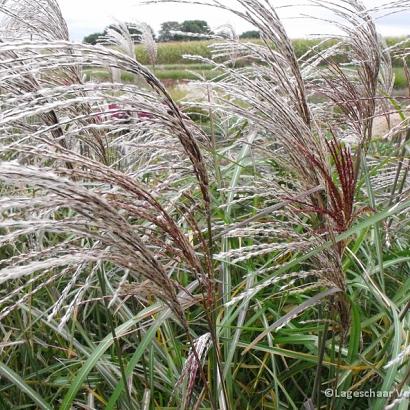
top-left (58, 0), bottom-right (410, 41)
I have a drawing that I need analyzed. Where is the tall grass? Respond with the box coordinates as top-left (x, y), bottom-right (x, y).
top-left (0, 0), bottom-right (409, 409)
top-left (136, 40), bottom-right (214, 65)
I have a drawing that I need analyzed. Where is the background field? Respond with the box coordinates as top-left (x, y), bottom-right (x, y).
top-left (134, 38), bottom-right (409, 66)
top-left (85, 38), bottom-right (410, 91)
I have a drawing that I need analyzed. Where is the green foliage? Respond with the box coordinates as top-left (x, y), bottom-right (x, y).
top-left (393, 66), bottom-right (408, 89)
top-left (158, 20), bottom-right (212, 42)
top-left (180, 19), bottom-right (212, 37)
top-left (239, 30), bottom-right (260, 39)
top-left (83, 32), bottom-right (104, 45)
top-left (158, 21), bottom-right (182, 42)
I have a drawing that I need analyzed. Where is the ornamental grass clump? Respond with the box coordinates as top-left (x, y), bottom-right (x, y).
top-left (0, 0), bottom-right (409, 409)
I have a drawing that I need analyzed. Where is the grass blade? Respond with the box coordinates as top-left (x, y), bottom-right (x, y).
top-left (0, 362), bottom-right (53, 410)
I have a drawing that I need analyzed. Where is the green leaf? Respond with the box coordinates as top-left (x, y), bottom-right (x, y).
top-left (362, 155), bottom-right (385, 289)
top-left (336, 301), bottom-right (361, 408)
top-left (59, 302), bottom-right (171, 410)
top-left (372, 308), bottom-right (402, 410)
top-left (0, 362), bottom-right (52, 410)
top-left (104, 317), bottom-right (165, 410)
top-left (59, 280), bottom-right (199, 410)
top-left (242, 288), bottom-right (342, 354)
top-left (347, 303), bottom-right (361, 364)
top-left (59, 320), bottom-right (136, 410)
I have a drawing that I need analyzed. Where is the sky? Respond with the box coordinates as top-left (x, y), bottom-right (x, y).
top-left (58, 0), bottom-right (410, 42)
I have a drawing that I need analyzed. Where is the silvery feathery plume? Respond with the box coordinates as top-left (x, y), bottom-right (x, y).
top-left (173, 333), bottom-right (212, 408)
top-left (0, 0), bottom-right (215, 330)
top-left (0, 0), bottom-right (69, 41)
top-left (100, 22), bottom-right (136, 58)
top-left (102, 22), bottom-right (157, 69)
top-left (147, 0), bottom-right (407, 331)
top-left (99, 22), bottom-right (136, 81)
top-left (385, 344), bottom-right (410, 369)
top-left (213, 24), bottom-right (240, 66)
top-left (140, 22), bottom-right (157, 69)
top-left (304, 0), bottom-right (386, 176)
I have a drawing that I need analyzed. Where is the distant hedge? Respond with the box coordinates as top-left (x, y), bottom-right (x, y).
top-left (135, 37), bottom-right (409, 66)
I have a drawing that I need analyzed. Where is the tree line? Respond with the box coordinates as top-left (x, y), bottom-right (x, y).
top-left (83, 20), bottom-right (260, 44)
